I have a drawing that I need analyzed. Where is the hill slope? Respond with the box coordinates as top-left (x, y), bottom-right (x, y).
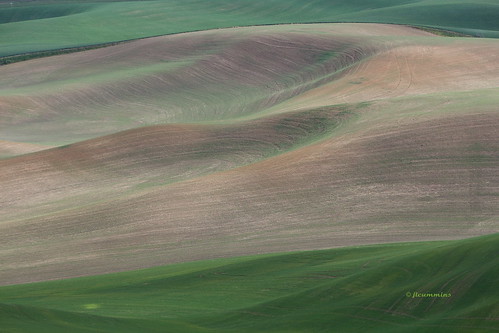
top-left (1, 24), bottom-right (498, 285)
top-left (1, 233), bottom-right (497, 332)
top-left (1, 0), bottom-right (499, 57)
top-left (0, 24), bottom-right (388, 145)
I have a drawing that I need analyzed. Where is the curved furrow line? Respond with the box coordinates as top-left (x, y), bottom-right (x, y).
top-left (0, 25), bottom-right (383, 145)
top-left (0, 106), bottom-right (355, 224)
top-left (271, 39), bottom-right (499, 112)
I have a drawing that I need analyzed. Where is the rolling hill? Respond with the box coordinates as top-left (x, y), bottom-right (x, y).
top-left (0, 233), bottom-right (497, 332)
top-left (1, 0), bottom-right (499, 58)
top-left (1, 1), bottom-right (499, 330)
top-left (0, 24), bottom-right (387, 145)
top-left (0, 23), bottom-right (498, 285)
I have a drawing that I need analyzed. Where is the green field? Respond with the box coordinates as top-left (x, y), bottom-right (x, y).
top-left (1, 233), bottom-right (497, 332)
top-left (1, 0), bottom-right (499, 57)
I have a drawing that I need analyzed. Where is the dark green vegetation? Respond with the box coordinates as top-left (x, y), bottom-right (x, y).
top-left (411, 25), bottom-right (474, 37)
top-left (1, 0), bottom-right (499, 57)
top-left (1, 234), bottom-right (497, 332)
top-left (0, 41), bottom-right (126, 65)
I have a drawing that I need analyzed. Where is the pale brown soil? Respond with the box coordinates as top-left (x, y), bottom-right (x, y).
top-left (0, 24), bottom-right (498, 285)
top-left (1, 105), bottom-right (497, 285)
top-left (0, 140), bottom-right (52, 158)
top-left (0, 108), bottom-right (349, 223)
top-left (273, 39), bottom-right (499, 111)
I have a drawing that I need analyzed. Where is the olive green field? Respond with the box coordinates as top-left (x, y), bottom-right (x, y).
top-left (1, 233), bottom-right (498, 332)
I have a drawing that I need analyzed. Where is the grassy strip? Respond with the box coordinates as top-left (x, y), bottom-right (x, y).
top-left (411, 25), bottom-right (475, 37)
top-left (0, 41), bottom-right (126, 65)
top-left (0, 233), bottom-right (497, 332)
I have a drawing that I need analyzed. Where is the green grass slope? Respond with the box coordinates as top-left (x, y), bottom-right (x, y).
top-left (1, 0), bottom-right (498, 57)
top-left (0, 304), bottom-right (188, 333)
top-left (0, 2), bottom-right (94, 24)
top-left (0, 234), bottom-right (497, 332)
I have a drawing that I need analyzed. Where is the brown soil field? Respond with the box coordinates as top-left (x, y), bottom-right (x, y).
top-left (269, 39), bottom-right (499, 112)
top-left (0, 23), bottom-right (498, 285)
top-left (0, 140), bottom-right (53, 159)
